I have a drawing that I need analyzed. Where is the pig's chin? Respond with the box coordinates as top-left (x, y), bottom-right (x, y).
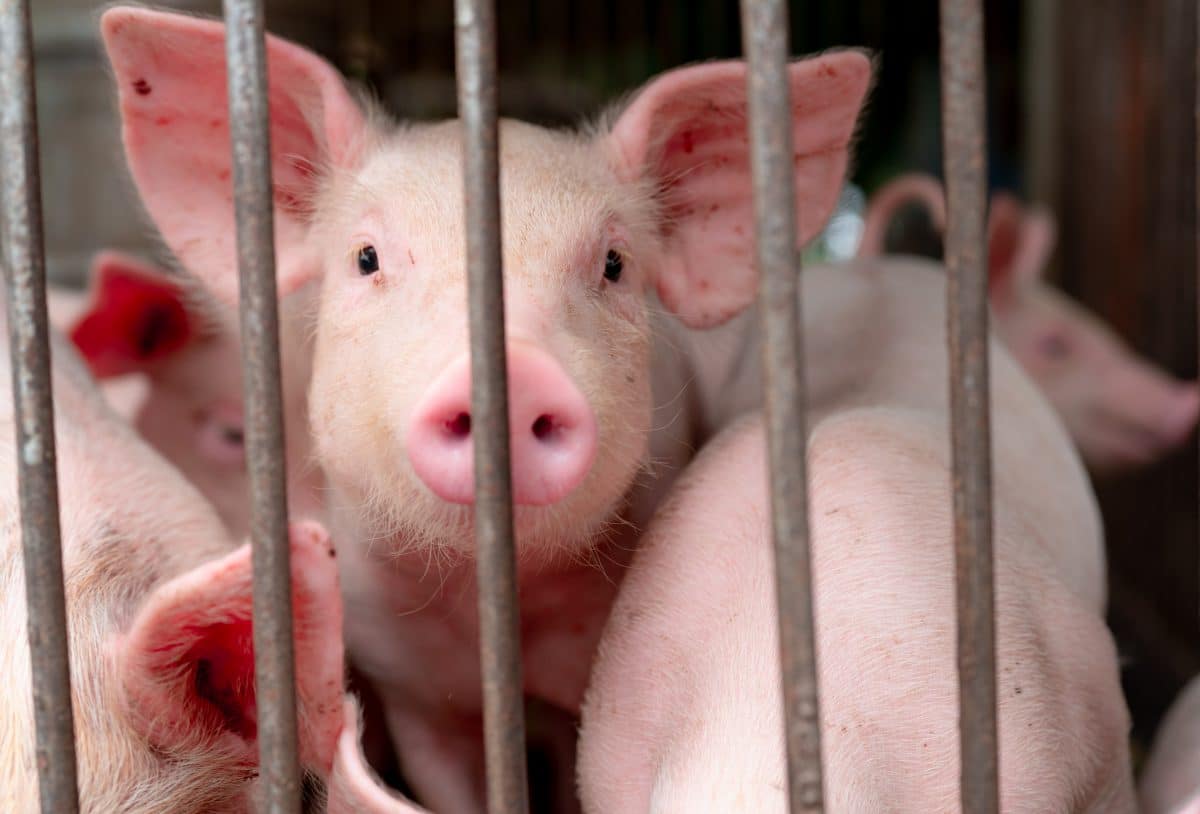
top-left (363, 473), bottom-right (634, 563)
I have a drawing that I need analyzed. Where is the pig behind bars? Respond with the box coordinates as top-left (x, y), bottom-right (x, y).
top-left (99, 7), bottom-right (867, 811)
top-left (857, 172), bottom-right (1200, 475)
top-left (0, 302), bottom-right (358, 809)
top-left (580, 261), bottom-right (1138, 812)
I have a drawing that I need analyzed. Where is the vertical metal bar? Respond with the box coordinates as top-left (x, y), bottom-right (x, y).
top-left (454, 1), bottom-right (530, 813)
top-left (0, 1), bottom-right (80, 811)
top-left (939, 0), bottom-right (999, 811)
top-left (739, 1), bottom-right (823, 812)
top-left (222, 1), bottom-right (301, 811)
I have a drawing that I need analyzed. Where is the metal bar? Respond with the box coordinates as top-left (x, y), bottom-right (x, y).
top-left (939, 0), bottom-right (999, 811)
top-left (454, 1), bottom-right (530, 813)
top-left (739, 1), bottom-right (823, 812)
top-left (222, 1), bottom-right (301, 811)
top-left (0, 1), bottom-right (80, 811)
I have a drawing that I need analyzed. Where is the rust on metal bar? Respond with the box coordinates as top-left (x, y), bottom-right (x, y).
top-left (939, 0), bottom-right (999, 810)
top-left (454, 1), bottom-right (531, 812)
top-left (0, 0), bottom-right (80, 811)
top-left (222, 1), bottom-right (301, 810)
top-left (739, 1), bottom-right (823, 811)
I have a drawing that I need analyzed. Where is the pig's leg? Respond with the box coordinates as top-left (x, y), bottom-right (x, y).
top-left (578, 410), bottom-right (1137, 812)
top-left (383, 703), bottom-right (487, 814)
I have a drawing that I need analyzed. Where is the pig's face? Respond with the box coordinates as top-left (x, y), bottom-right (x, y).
top-left (308, 122), bottom-right (658, 553)
top-left (66, 252), bottom-right (323, 540)
top-left (984, 196), bottom-right (1200, 475)
top-left (993, 285), bottom-right (1200, 474)
top-left (101, 6), bottom-right (871, 558)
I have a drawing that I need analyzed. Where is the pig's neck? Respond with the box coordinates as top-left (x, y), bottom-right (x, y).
top-left (331, 486), bottom-right (636, 714)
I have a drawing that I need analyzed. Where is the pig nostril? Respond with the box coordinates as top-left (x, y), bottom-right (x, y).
top-left (531, 414), bottom-right (555, 441)
top-left (444, 412), bottom-right (472, 439)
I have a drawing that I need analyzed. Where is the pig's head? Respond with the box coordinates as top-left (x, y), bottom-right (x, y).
top-left (984, 194), bottom-right (1200, 475)
top-left (67, 251), bottom-right (254, 536)
top-left (860, 174), bottom-right (1200, 475)
top-left (101, 6), bottom-right (870, 557)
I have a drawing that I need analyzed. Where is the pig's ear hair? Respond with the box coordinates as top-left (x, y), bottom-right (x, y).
top-left (117, 522), bottom-right (347, 774)
top-left (100, 6), bottom-right (370, 306)
top-left (857, 173), bottom-right (946, 258)
top-left (69, 251), bottom-right (193, 379)
top-left (987, 193), bottom-right (1056, 294)
top-left (607, 51), bottom-right (872, 328)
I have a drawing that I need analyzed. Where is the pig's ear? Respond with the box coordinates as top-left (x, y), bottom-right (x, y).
top-left (987, 193), bottom-right (1056, 295)
top-left (609, 52), bottom-right (871, 328)
top-left (117, 522), bottom-right (346, 774)
top-left (69, 251), bottom-right (193, 379)
top-left (100, 7), bottom-right (368, 305)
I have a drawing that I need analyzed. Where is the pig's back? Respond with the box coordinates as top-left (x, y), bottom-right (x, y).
top-left (801, 257), bottom-right (1104, 610)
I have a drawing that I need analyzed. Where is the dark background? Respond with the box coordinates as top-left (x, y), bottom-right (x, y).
top-left (29, 0), bottom-right (1199, 766)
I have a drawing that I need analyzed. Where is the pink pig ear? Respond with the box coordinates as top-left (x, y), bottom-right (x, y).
top-left (100, 7), bottom-right (368, 305)
top-left (69, 251), bottom-right (193, 379)
top-left (117, 522), bottom-right (346, 774)
top-left (609, 52), bottom-right (871, 328)
top-left (987, 193), bottom-right (1057, 295)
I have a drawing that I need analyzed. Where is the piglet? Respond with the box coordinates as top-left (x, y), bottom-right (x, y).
top-left (59, 250), bottom-right (320, 538)
top-left (1140, 674), bottom-right (1200, 814)
top-left (100, 7), bottom-right (869, 811)
top-left (858, 172), bottom-right (1200, 474)
top-left (581, 257), bottom-right (1139, 811)
top-left (0, 305), bottom-right (348, 809)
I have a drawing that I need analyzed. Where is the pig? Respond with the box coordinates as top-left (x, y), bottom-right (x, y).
top-left (58, 250), bottom-right (321, 539)
top-left (0, 305), bottom-right (350, 810)
top-left (580, 258), bottom-right (1138, 811)
top-left (1139, 674), bottom-right (1200, 814)
top-left (857, 172), bottom-right (1200, 475)
top-left (100, 6), bottom-right (869, 811)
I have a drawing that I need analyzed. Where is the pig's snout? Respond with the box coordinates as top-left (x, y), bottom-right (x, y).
top-left (406, 344), bottom-right (597, 506)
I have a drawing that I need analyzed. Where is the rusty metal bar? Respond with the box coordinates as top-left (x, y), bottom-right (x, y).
top-left (939, 0), bottom-right (999, 810)
top-left (739, 1), bottom-right (823, 811)
top-left (222, 1), bottom-right (301, 810)
top-left (454, 1), bottom-right (530, 813)
top-left (0, 0), bottom-right (80, 811)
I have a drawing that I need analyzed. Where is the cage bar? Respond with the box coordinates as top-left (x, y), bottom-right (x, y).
top-left (739, 1), bottom-right (824, 811)
top-left (454, 1), bottom-right (531, 812)
top-left (222, 0), bottom-right (302, 810)
top-left (0, 1), bottom-right (80, 811)
top-left (938, 0), bottom-right (999, 811)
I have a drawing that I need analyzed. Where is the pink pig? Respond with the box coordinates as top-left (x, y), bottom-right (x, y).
top-left (0, 308), bottom-right (351, 810)
top-left (55, 250), bottom-right (321, 539)
top-left (100, 6), bottom-right (868, 811)
top-left (858, 172), bottom-right (1200, 474)
top-left (581, 259), bottom-right (1138, 811)
top-left (1139, 674), bottom-right (1200, 814)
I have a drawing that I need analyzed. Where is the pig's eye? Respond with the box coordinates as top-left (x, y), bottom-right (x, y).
top-left (603, 249), bottom-right (623, 283)
top-left (357, 245), bottom-right (380, 275)
top-left (1037, 332), bottom-right (1072, 360)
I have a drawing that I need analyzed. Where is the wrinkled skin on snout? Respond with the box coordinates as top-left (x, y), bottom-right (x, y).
top-left (858, 173), bottom-right (1200, 475)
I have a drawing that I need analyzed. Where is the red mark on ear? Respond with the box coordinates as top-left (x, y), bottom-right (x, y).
top-left (70, 265), bottom-right (191, 378)
top-left (155, 116), bottom-right (171, 127)
top-left (210, 118), bottom-right (223, 129)
top-left (218, 169), bottom-right (231, 182)
top-left (680, 130), bottom-right (695, 154)
top-left (133, 78), bottom-right (152, 96)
